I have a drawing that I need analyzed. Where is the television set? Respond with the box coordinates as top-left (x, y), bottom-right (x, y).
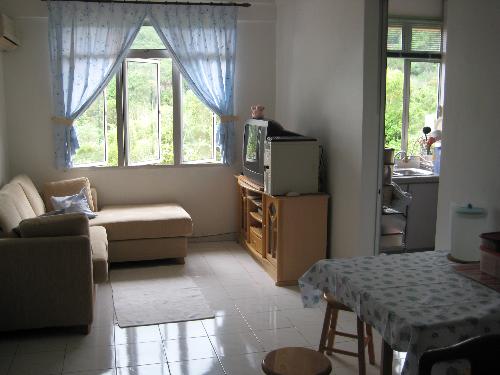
top-left (242, 119), bottom-right (302, 186)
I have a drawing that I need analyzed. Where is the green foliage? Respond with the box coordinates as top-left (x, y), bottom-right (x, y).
top-left (408, 62), bottom-right (439, 155)
top-left (130, 26), bottom-right (165, 49)
top-left (127, 60), bottom-right (160, 164)
top-left (385, 58), bottom-right (439, 156)
top-left (384, 58), bottom-right (404, 151)
top-left (182, 80), bottom-right (217, 162)
top-left (73, 76), bottom-right (118, 166)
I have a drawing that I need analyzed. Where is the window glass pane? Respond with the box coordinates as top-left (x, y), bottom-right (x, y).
top-left (387, 26), bottom-right (403, 51)
top-left (105, 76), bottom-right (118, 166)
top-left (182, 80), bottom-right (219, 163)
top-left (408, 62), bottom-right (439, 155)
top-left (384, 58), bottom-right (404, 151)
top-left (159, 58), bottom-right (174, 165)
top-left (73, 78), bottom-right (118, 167)
top-left (127, 60), bottom-right (160, 164)
top-left (130, 26), bottom-right (165, 49)
top-left (73, 93), bottom-right (106, 166)
top-left (411, 26), bottom-right (441, 53)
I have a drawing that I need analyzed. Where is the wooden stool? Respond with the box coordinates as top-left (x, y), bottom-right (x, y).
top-left (262, 347), bottom-right (332, 375)
top-left (319, 293), bottom-right (375, 375)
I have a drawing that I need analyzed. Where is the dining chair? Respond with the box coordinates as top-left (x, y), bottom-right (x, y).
top-left (419, 334), bottom-right (500, 375)
top-left (319, 293), bottom-right (375, 375)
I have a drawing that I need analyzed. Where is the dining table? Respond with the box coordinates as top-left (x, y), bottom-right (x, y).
top-left (298, 250), bottom-right (500, 375)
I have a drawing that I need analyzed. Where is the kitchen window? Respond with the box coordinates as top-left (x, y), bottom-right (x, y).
top-left (73, 26), bottom-right (221, 167)
top-left (384, 19), bottom-right (443, 156)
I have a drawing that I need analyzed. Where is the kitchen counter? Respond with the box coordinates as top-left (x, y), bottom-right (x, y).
top-left (391, 174), bottom-right (439, 251)
top-left (393, 174), bottom-right (439, 184)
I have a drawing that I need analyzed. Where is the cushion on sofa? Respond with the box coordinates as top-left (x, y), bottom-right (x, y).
top-left (2, 182), bottom-right (37, 220)
top-left (0, 193), bottom-right (23, 237)
top-left (19, 213), bottom-right (90, 238)
top-left (0, 182), bottom-right (38, 237)
top-left (89, 203), bottom-right (193, 241)
top-left (89, 226), bottom-right (108, 283)
top-left (11, 175), bottom-right (46, 216)
top-left (43, 177), bottom-right (95, 212)
top-left (50, 189), bottom-right (96, 219)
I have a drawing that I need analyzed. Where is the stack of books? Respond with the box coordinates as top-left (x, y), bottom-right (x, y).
top-left (479, 232), bottom-right (500, 278)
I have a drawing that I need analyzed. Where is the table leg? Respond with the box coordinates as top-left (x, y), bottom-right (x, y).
top-left (380, 339), bottom-right (393, 375)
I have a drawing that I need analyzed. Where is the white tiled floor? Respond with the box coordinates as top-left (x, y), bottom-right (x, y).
top-left (0, 241), bottom-right (405, 374)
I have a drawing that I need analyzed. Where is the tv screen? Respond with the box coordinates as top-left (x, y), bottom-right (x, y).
top-left (242, 120), bottom-right (267, 185)
top-left (245, 124), bottom-right (260, 163)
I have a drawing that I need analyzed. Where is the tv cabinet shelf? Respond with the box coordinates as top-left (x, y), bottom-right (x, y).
top-left (236, 175), bottom-right (329, 286)
top-left (249, 211), bottom-right (263, 223)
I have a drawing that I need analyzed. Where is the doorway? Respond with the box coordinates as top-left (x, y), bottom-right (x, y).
top-left (379, 0), bottom-right (445, 254)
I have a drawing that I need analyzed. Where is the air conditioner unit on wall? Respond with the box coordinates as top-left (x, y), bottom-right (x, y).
top-left (0, 14), bottom-right (19, 51)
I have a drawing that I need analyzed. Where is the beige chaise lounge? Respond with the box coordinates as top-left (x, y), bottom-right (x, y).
top-left (41, 177), bottom-right (193, 263)
top-left (0, 174), bottom-right (193, 333)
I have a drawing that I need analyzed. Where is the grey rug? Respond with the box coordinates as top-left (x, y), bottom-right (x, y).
top-left (110, 264), bottom-right (214, 327)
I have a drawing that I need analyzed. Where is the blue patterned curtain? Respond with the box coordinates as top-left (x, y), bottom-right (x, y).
top-left (48, 2), bottom-right (147, 168)
top-left (149, 5), bottom-right (238, 165)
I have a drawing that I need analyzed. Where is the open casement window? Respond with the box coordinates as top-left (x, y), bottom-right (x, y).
top-left (384, 19), bottom-right (443, 155)
top-left (72, 25), bottom-right (221, 167)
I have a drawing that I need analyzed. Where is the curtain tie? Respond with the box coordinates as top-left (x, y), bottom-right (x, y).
top-left (220, 115), bottom-right (239, 124)
top-left (51, 116), bottom-right (74, 126)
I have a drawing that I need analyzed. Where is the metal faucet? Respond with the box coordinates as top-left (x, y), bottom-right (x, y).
top-left (394, 150), bottom-right (407, 160)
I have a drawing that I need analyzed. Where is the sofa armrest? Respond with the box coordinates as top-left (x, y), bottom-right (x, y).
top-left (0, 236), bottom-right (94, 331)
top-left (19, 213), bottom-right (89, 238)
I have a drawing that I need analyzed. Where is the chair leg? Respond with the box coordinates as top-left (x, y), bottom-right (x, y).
top-left (366, 324), bottom-right (376, 365)
top-left (319, 303), bottom-right (332, 353)
top-left (357, 317), bottom-right (366, 375)
top-left (325, 308), bottom-right (339, 355)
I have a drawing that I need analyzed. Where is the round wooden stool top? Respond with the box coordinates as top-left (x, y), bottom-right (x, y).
top-left (262, 347), bottom-right (332, 375)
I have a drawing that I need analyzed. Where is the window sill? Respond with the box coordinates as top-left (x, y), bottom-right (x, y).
top-left (71, 162), bottom-right (226, 170)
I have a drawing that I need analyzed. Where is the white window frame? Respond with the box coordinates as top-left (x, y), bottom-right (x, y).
top-left (387, 18), bottom-right (443, 154)
top-left (72, 89), bottom-right (109, 168)
top-left (73, 48), bottom-right (222, 168)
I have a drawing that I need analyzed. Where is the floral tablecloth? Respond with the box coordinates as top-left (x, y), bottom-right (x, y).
top-left (299, 250), bottom-right (500, 375)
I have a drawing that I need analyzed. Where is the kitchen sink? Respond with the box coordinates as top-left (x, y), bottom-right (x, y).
top-left (393, 168), bottom-right (434, 177)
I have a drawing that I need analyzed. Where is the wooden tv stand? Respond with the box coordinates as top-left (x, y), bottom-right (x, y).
top-left (236, 175), bottom-right (329, 286)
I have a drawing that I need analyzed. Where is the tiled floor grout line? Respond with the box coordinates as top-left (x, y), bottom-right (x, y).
top-left (60, 342), bottom-right (68, 375)
top-left (161, 336), bottom-right (172, 375)
top-left (199, 314), bottom-right (228, 375)
top-left (5, 343), bottom-right (18, 375)
top-left (112, 323), bottom-right (117, 374)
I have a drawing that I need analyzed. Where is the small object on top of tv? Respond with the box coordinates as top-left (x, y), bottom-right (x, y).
top-left (251, 105), bottom-right (265, 119)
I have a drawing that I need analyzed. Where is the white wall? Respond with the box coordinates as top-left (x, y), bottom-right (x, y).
top-left (389, 0), bottom-right (442, 18)
top-left (435, 0), bottom-right (500, 249)
top-left (2, 0), bottom-right (276, 237)
top-left (0, 52), bottom-right (8, 186)
top-left (275, 0), bottom-right (381, 258)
